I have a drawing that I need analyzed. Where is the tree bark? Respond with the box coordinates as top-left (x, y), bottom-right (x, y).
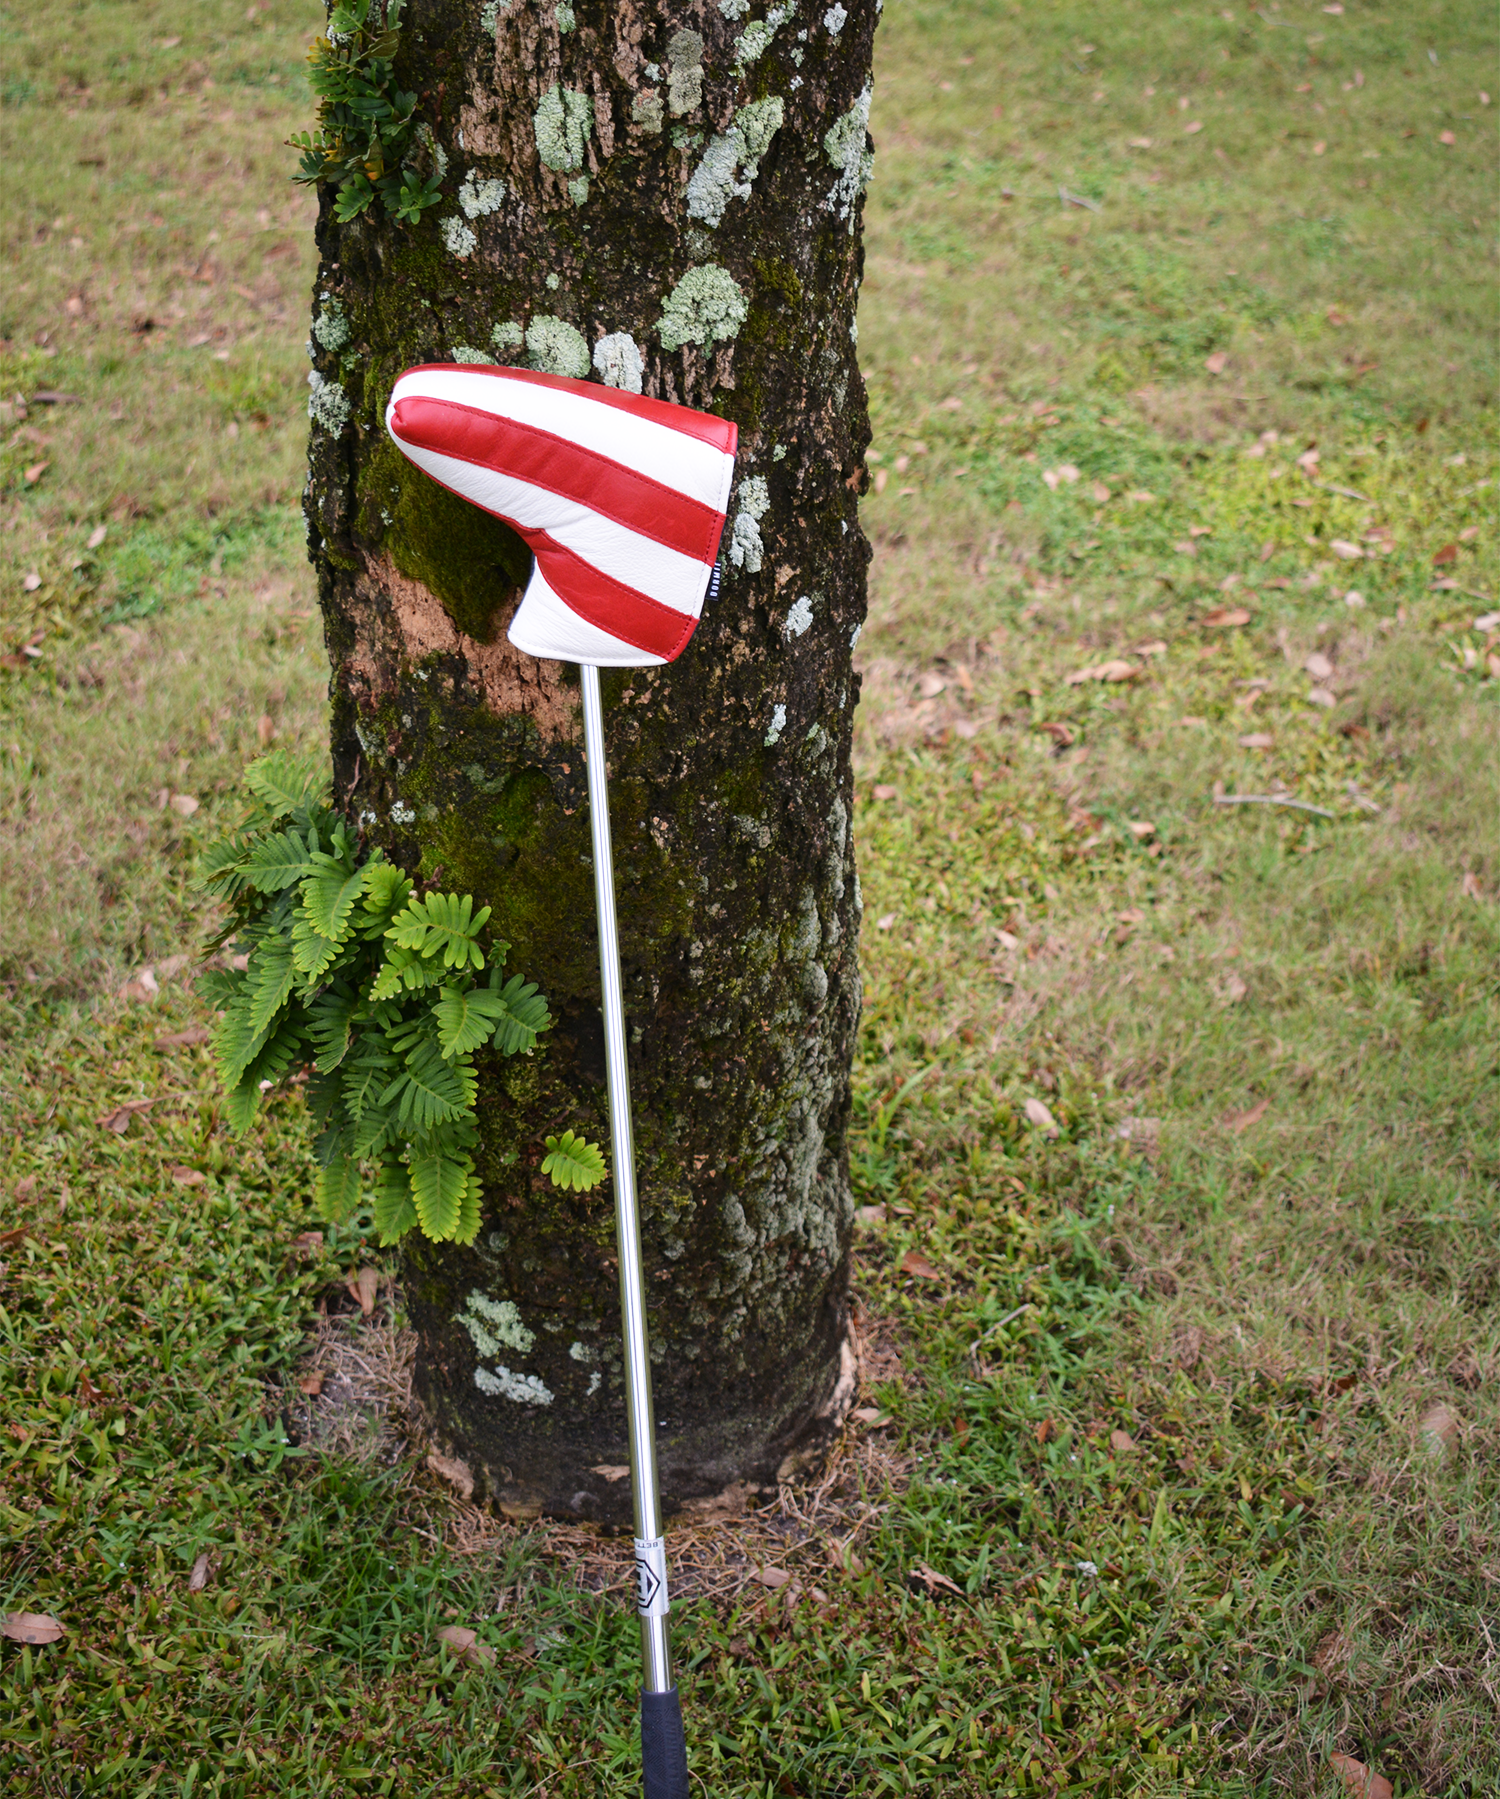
top-left (305, 0), bottom-right (874, 1521)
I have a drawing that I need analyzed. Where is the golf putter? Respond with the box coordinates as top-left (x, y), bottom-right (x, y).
top-left (387, 363), bottom-right (738, 1799)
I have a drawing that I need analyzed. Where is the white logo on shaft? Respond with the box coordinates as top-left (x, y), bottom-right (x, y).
top-left (634, 1536), bottom-right (670, 1618)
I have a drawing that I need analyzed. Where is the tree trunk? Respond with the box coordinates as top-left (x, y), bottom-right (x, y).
top-left (305, 0), bottom-right (874, 1521)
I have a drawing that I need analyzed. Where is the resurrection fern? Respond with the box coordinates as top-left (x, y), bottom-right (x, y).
top-left (541, 1131), bottom-right (608, 1194)
top-left (196, 751), bottom-right (590, 1248)
top-left (287, 0), bottom-right (442, 227)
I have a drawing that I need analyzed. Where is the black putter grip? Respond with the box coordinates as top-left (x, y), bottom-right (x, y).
top-left (640, 1688), bottom-right (689, 1799)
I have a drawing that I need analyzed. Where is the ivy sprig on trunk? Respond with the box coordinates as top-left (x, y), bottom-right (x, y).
top-left (287, 0), bottom-right (441, 227)
top-left (196, 751), bottom-right (585, 1249)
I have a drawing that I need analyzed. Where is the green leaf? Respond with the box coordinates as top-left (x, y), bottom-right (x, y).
top-left (431, 985), bottom-right (499, 1059)
top-left (307, 985), bottom-right (361, 1072)
top-left (373, 1162), bottom-right (419, 1247)
top-left (242, 828), bottom-right (320, 893)
top-left (386, 892), bottom-right (491, 971)
top-left (245, 936), bottom-right (297, 1043)
top-left (244, 750), bottom-right (327, 821)
top-left (368, 942), bottom-right (444, 1002)
top-left (340, 1039), bottom-right (397, 1119)
top-left (379, 1040), bottom-right (471, 1131)
top-left (316, 1150), bottom-right (361, 1224)
top-left (300, 858), bottom-right (365, 941)
top-left (541, 1131), bottom-right (607, 1193)
top-left (453, 1172), bottom-right (482, 1246)
top-left (223, 1016), bottom-right (304, 1132)
top-left (488, 973), bottom-right (551, 1057)
top-left (409, 1148), bottom-right (468, 1241)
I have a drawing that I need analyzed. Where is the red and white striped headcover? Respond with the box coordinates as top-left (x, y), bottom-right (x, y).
top-left (385, 365), bottom-right (738, 668)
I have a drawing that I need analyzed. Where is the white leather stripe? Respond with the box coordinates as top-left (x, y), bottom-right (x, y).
top-left (396, 440), bottom-right (710, 618)
top-left (507, 566), bottom-right (666, 668)
top-left (388, 370), bottom-right (735, 514)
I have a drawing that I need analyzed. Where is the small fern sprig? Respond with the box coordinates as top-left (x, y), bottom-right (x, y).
top-left (287, 0), bottom-right (442, 227)
top-left (196, 750), bottom-right (576, 1248)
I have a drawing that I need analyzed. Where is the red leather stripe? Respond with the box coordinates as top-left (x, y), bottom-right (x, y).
top-left (399, 362), bottom-right (739, 455)
top-left (532, 532), bottom-right (698, 662)
top-left (391, 396), bottom-right (724, 564)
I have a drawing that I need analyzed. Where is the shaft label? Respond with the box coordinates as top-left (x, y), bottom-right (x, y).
top-left (634, 1535), bottom-right (670, 1618)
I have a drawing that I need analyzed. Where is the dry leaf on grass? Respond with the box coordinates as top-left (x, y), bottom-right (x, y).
top-left (908, 1562), bottom-right (965, 1598)
top-left (98, 1099), bottom-right (155, 1134)
top-left (851, 1407), bottom-right (891, 1427)
top-left (1329, 539), bottom-right (1363, 560)
top-left (77, 1370), bottom-right (105, 1403)
top-left (347, 1266), bottom-right (379, 1317)
top-left (1109, 1430), bottom-right (1136, 1455)
top-left (1330, 1753), bottom-right (1393, 1799)
top-left (187, 1553), bottom-right (213, 1593)
top-left (1204, 351), bottom-right (1227, 375)
top-left (1024, 1096), bottom-right (1059, 1136)
top-left (753, 1565), bottom-right (791, 1589)
top-left (872, 783), bottom-right (897, 801)
top-left (168, 793), bottom-right (199, 818)
top-left (1419, 1404), bottom-right (1459, 1458)
top-left (426, 1450), bottom-right (475, 1500)
top-left (1432, 543), bottom-right (1458, 565)
top-left (169, 1165), bottom-right (205, 1187)
top-left (1222, 973), bottom-right (1248, 1003)
top-left (436, 1624), bottom-right (496, 1668)
top-left (1238, 732), bottom-right (1274, 750)
top-left (2, 1612), bottom-right (64, 1645)
top-left (1304, 651), bottom-right (1335, 681)
top-left (590, 1464), bottom-right (630, 1482)
top-left (1202, 605), bottom-right (1252, 629)
top-left (117, 968), bottom-right (160, 1003)
top-left (1226, 1097), bottom-right (1269, 1133)
top-left (1037, 721), bottom-right (1075, 745)
top-left (154, 1026), bottom-right (209, 1050)
top-left (290, 1230), bottom-right (323, 1255)
top-left (297, 1370), bottom-right (324, 1397)
top-left (900, 1249), bottom-right (942, 1281)
top-left (1065, 659), bottom-right (1137, 685)
top-left (1035, 1417), bottom-right (1057, 1445)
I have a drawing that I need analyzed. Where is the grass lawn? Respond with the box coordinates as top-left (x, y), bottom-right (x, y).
top-left (2, 1), bottom-right (1496, 1795)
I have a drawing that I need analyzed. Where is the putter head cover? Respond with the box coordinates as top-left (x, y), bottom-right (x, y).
top-left (385, 364), bottom-right (738, 668)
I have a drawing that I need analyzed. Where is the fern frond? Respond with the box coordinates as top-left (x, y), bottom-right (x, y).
top-left (432, 975), bottom-right (549, 1060)
top-left (339, 1040), bottom-right (397, 1119)
top-left (409, 1147), bottom-right (469, 1241)
top-left (385, 891), bottom-right (490, 971)
top-left (307, 984), bottom-right (361, 1072)
top-left (223, 1015), bottom-right (304, 1131)
top-left (368, 941), bottom-right (445, 1001)
top-left (541, 1131), bottom-right (607, 1193)
top-left (356, 860), bottom-right (413, 938)
top-left (245, 936), bottom-right (298, 1041)
top-left (488, 973), bottom-right (552, 1057)
top-left (197, 834), bottom-right (257, 898)
top-left (379, 1040), bottom-right (472, 1130)
top-left (372, 1160), bottom-right (419, 1247)
top-left (300, 857), bottom-right (366, 941)
top-left (198, 966), bottom-right (246, 1011)
top-left (453, 1170), bottom-right (482, 1246)
top-left (316, 1148), bottom-right (362, 1224)
top-left (242, 828), bottom-right (321, 893)
top-left (244, 749), bottom-right (329, 820)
